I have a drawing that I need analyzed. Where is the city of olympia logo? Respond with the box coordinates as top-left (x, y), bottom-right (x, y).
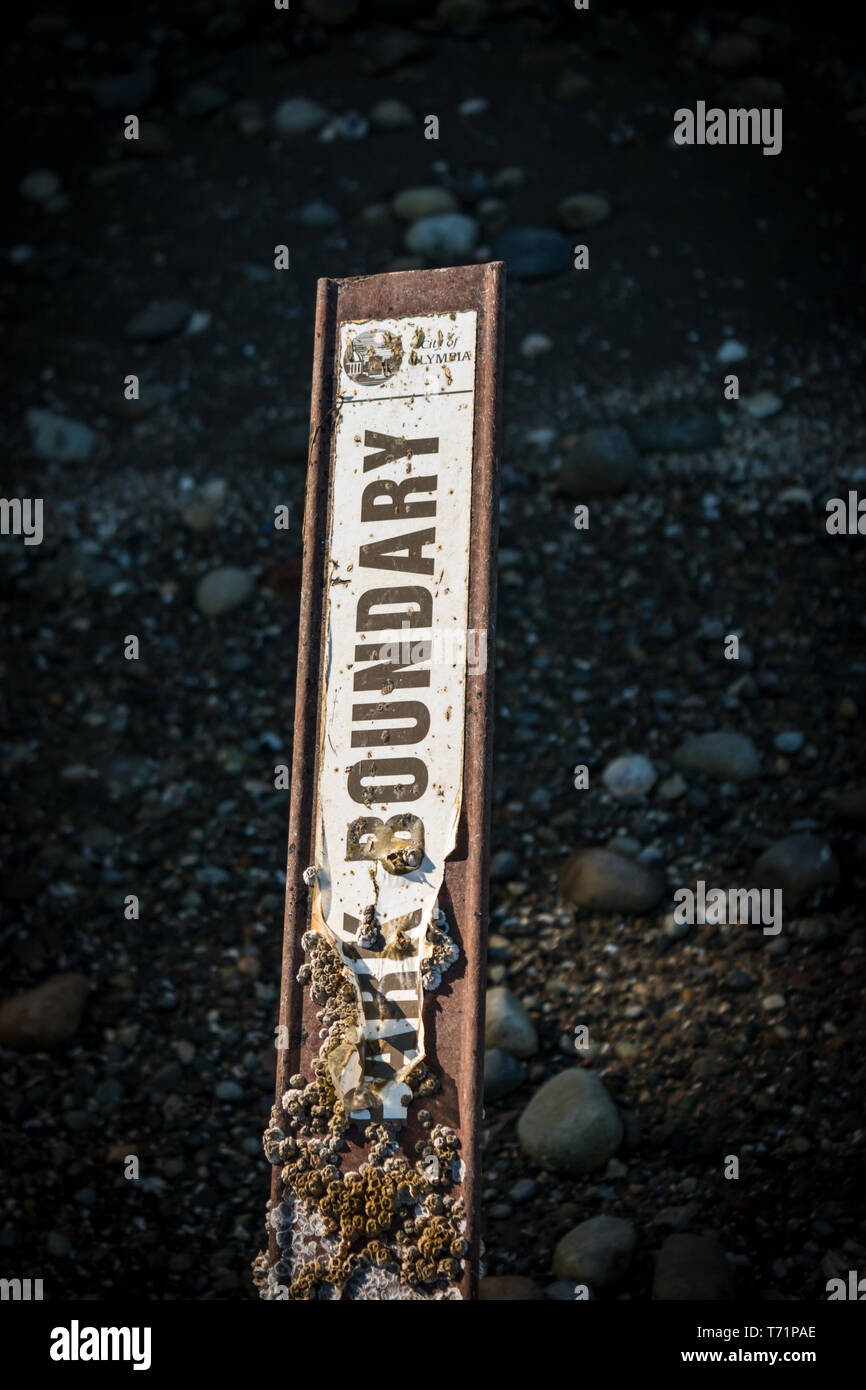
top-left (343, 328), bottom-right (404, 385)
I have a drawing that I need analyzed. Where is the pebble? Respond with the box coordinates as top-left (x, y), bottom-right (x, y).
top-left (478, 1276), bottom-right (543, 1300)
top-left (556, 426), bottom-right (642, 497)
top-left (405, 212), bottom-right (479, 259)
top-left (27, 408), bottom-right (95, 463)
top-left (0, 973), bottom-right (88, 1051)
top-left (125, 299), bottom-right (192, 341)
top-left (47, 1231), bottom-right (72, 1257)
top-left (602, 754), bottom-right (656, 803)
top-left (392, 186), bottom-right (459, 221)
top-left (509, 1178), bottom-right (537, 1203)
top-left (195, 567), bottom-right (256, 617)
top-left (774, 730), bottom-right (804, 754)
top-left (752, 835), bottom-right (840, 908)
top-left (299, 200), bottom-right (340, 228)
top-left (19, 169), bottom-right (61, 204)
top-left (365, 29), bottom-right (429, 74)
top-left (658, 772), bottom-right (687, 801)
top-left (369, 98), bottom-right (413, 130)
top-left (762, 993), bottom-right (786, 1012)
top-left (517, 1068), bottom-right (623, 1175)
top-left (743, 390), bottom-right (783, 419)
top-left (672, 730), bottom-right (760, 782)
top-left (214, 1080), bottom-right (244, 1101)
top-left (179, 82), bottom-right (229, 118)
top-left (485, 986), bottom-right (538, 1058)
top-left (553, 1215), bottom-right (637, 1289)
top-left (559, 847), bottom-right (665, 914)
top-left (558, 192), bottom-right (611, 230)
top-left (490, 848), bottom-right (520, 880)
top-left (716, 339), bottom-right (748, 364)
top-left (273, 97), bottom-right (329, 140)
top-left (653, 1234), bottom-right (734, 1300)
top-left (633, 412), bottom-right (722, 452)
top-left (520, 333), bottom-right (552, 358)
top-left (484, 1048), bottom-right (526, 1102)
top-left (492, 226), bottom-right (572, 280)
top-left (491, 166), bottom-right (525, 190)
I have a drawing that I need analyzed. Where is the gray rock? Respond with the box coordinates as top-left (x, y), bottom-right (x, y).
top-left (479, 1276), bottom-right (542, 1300)
top-left (558, 192), bottom-right (611, 230)
top-left (672, 731), bottom-right (760, 782)
top-left (744, 390), bottom-right (782, 419)
top-left (752, 835), bottom-right (840, 909)
top-left (509, 1178), bottom-right (537, 1203)
top-left (393, 186), bottom-right (458, 221)
top-left (489, 848), bottom-right (519, 880)
top-left (774, 730), bottom-right (804, 754)
top-left (517, 1068), bottom-right (623, 1175)
top-left (27, 409), bottom-right (95, 463)
top-left (653, 1234), bottom-right (734, 1300)
top-left (484, 1048), bottom-right (525, 1102)
top-left (633, 412), bottom-right (722, 452)
top-left (369, 98), bottom-right (414, 130)
top-left (485, 986), bottom-right (538, 1058)
top-left (299, 200), bottom-right (340, 228)
top-left (658, 772), bottom-right (687, 801)
top-left (125, 298), bottom-right (192, 341)
top-left (556, 426), bottom-right (641, 497)
top-left (602, 754), bottom-right (656, 802)
top-left (92, 68), bottom-right (157, 112)
top-left (559, 848), bottom-right (665, 914)
top-left (20, 169), bottom-right (61, 204)
top-left (553, 1215), bottom-right (637, 1289)
top-left (179, 82), bottom-right (229, 118)
top-left (273, 97), bottom-right (329, 140)
top-left (0, 973), bottom-right (88, 1051)
top-left (215, 1080), bottom-right (244, 1101)
top-left (493, 226), bottom-right (572, 280)
top-left (195, 567), bottom-right (256, 617)
top-left (405, 212), bottom-right (478, 259)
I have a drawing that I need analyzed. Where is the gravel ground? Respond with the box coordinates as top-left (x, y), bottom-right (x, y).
top-left (1, 1), bottom-right (865, 1300)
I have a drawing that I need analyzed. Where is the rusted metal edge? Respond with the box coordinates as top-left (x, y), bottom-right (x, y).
top-left (267, 262), bottom-right (505, 1300)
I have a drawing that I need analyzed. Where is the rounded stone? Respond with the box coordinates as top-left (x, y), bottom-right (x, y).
top-left (273, 97), bottom-right (329, 140)
top-left (0, 973), bottom-right (88, 1051)
top-left (559, 847), bottom-right (665, 914)
top-left (752, 835), bottom-right (840, 909)
top-left (672, 731), bottom-right (760, 782)
top-left (195, 567), bottom-right (256, 617)
top-left (405, 212), bottom-right (479, 259)
top-left (485, 986), bottom-right (538, 1058)
top-left (558, 192), bottom-right (611, 230)
top-left (556, 426), bottom-right (641, 498)
top-left (392, 186), bottom-right (459, 221)
top-left (517, 1068), bottom-right (623, 1175)
top-left (492, 225), bottom-right (572, 280)
top-left (553, 1215), bottom-right (637, 1289)
top-left (602, 754), bottom-right (656, 802)
top-left (484, 1048), bottom-right (525, 1102)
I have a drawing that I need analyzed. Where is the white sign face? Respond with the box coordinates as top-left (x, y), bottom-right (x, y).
top-left (310, 309), bottom-right (478, 1122)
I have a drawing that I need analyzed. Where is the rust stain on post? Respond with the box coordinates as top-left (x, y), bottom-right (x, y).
top-left (264, 262), bottom-right (504, 1301)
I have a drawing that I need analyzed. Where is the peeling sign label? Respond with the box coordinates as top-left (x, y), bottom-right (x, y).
top-left (313, 310), bottom-right (478, 1123)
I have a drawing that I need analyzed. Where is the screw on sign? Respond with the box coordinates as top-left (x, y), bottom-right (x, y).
top-left (253, 263), bottom-right (504, 1301)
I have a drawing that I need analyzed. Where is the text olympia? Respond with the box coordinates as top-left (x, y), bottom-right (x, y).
top-left (311, 310), bottom-right (478, 1123)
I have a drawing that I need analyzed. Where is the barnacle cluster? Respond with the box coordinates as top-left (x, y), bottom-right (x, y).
top-left (421, 907), bottom-right (460, 991)
top-left (253, 927), bottom-right (466, 1299)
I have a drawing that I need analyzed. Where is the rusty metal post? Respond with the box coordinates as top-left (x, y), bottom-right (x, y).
top-left (261, 262), bottom-right (504, 1301)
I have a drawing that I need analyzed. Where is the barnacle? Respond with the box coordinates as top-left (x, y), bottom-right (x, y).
top-left (258, 927), bottom-right (466, 1299)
